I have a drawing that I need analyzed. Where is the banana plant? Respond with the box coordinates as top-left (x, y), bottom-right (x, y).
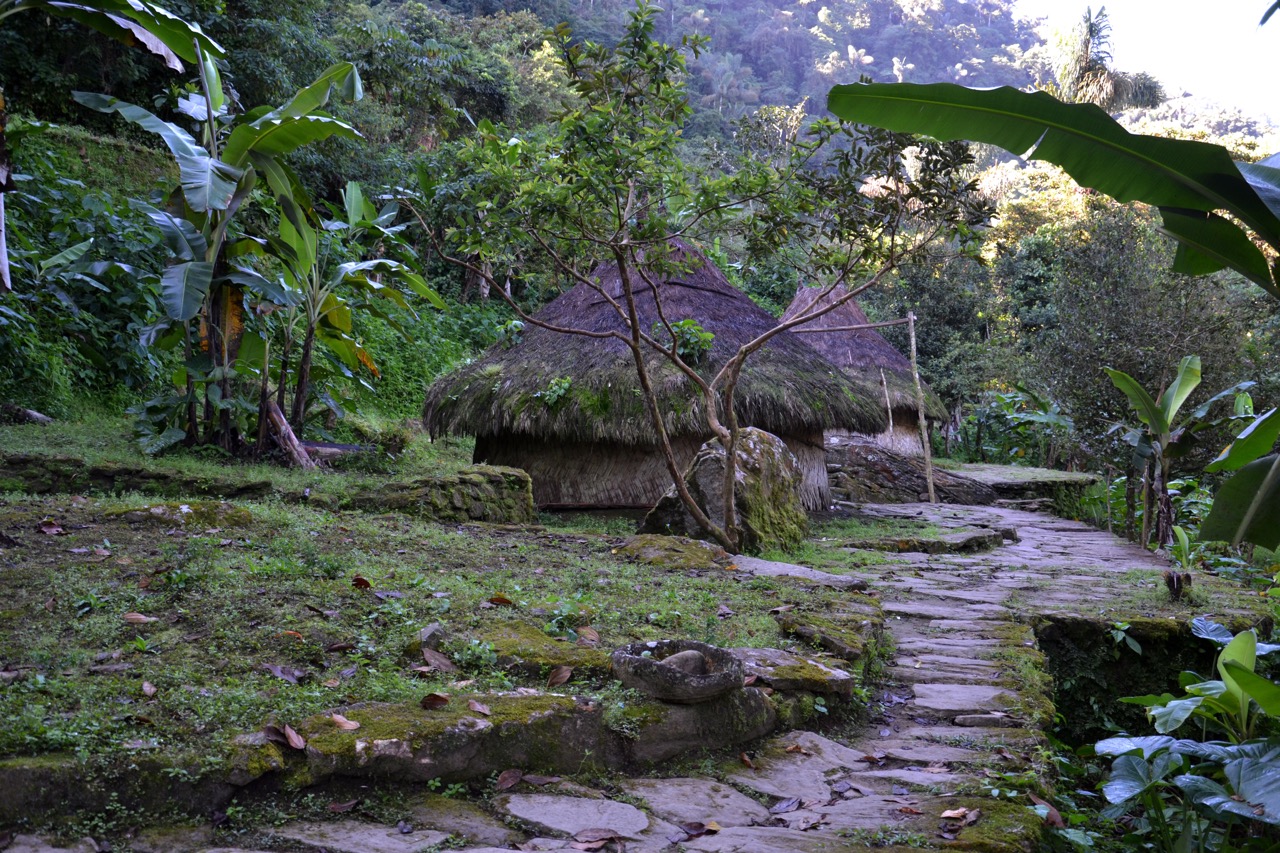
top-left (239, 187), bottom-right (443, 432)
top-left (1104, 356), bottom-right (1255, 548)
top-left (75, 56), bottom-right (364, 449)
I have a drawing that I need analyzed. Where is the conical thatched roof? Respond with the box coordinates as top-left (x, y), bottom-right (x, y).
top-left (780, 284), bottom-right (947, 422)
top-left (425, 243), bottom-right (888, 445)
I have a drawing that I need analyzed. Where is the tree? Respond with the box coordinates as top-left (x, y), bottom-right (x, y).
top-left (409, 2), bottom-right (985, 552)
top-left (0, 0), bottom-right (223, 292)
top-left (1054, 6), bottom-right (1163, 111)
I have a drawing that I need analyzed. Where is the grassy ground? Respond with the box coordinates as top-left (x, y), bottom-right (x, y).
top-left (0, 462), bottom-right (868, 766)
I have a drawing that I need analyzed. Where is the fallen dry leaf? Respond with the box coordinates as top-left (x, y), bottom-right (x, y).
top-left (769, 797), bottom-right (801, 815)
top-left (322, 678), bottom-right (341, 688)
top-left (1029, 794), bottom-right (1064, 828)
top-left (420, 692), bottom-right (450, 710)
top-left (467, 699), bottom-right (491, 716)
top-left (122, 612), bottom-right (158, 624)
top-left (352, 576), bottom-right (372, 590)
top-left (280, 631), bottom-right (304, 640)
top-left (283, 724), bottom-right (306, 750)
top-left (739, 752), bottom-right (755, 770)
top-left (421, 648), bottom-right (458, 672)
top-left (142, 681), bottom-right (157, 697)
top-left (743, 674), bottom-right (758, 686)
top-left (488, 595), bottom-right (516, 607)
top-left (785, 745), bottom-right (813, 756)
top-left (573, 828), bottom-right (624, 844)
top-left (522, 773), bottom-right (561, 786)
top-left (328, 799), bottom-right (360, 813)
top-left (262, 664), bottom-right (307, 684)
top-left (38, 520), bottom-right (65, 536)
top-left (547, 666), bottom-right (573, 688)
top-left (330, 713), bottom-right (360, 730)
top-left (716, 603), bottom-right (736, 618)
top-left (325, 642), bottom-right (355, 653)
top-left (576, 626), bottom-right (600, 646)
top-left (496, 769), bottom-right (523, 791)
top-left (898, 806), bottom-right (924, 815)
top-left (43, 597), bottom-right (56, 612)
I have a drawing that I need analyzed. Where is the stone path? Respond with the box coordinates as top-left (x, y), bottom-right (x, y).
top-left (10, 503), bottom-right (1226, 853)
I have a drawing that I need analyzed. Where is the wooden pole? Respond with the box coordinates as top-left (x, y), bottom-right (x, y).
top-left (908, 312), bottom-right (936, 503)
top-left (879, 368), bottom-right (894, 435)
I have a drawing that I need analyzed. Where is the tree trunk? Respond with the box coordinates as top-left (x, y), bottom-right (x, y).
top-left (265, 399), bottom-right (315, 469)
top-left (290, 323), bottom-right (317, 433)
top-left (1124, 466), bottom-right (1138, 542)
top-left (0, 88), bottom-right (13, 294)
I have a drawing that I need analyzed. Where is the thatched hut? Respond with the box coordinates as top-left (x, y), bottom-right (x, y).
top-left (781, 284), bottom-right (947, 455)
top-left (425, 244), bottom-right (887, 510)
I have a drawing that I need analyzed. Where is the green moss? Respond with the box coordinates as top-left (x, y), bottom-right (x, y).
top-left (937, 795), bottom-right (1044, 852)
top-left (480, 620), bottom-right (611, 678)
top-left (614, 534), bottom-right (728, 570)
top-left (574, 387), bottom-right (613, 418)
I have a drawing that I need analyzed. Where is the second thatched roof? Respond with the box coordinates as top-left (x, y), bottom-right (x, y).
top-left (425, 242), bottom-right (888, 445)
top-left (780, 284), bottom-right (948, 422)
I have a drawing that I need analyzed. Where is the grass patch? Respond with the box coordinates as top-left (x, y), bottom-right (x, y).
top-left (0, 492), bottom-right (851, 763)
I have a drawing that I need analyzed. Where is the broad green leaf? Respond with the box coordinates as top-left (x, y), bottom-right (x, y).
top-left (160, 261), bottom-right (213, 321)
top-left (1150, 696), bottom-right (1204, 733)
top-left (1159, 355), bottom-right (1201, 425)
top-left (1102, 754), bottom-right (1154, 804)
top-left (1219, 630), bottom-right (1258, 728)
top-left (279, 199), bottom-right (318, 272)
top-left (199, 48), bottom-right (224, 114)
top-left (1207, 408), bottom-right (1280, 472)
top-left (1200, 454), bottom-right (1280, 549)
top-left (139, 426), bottom-right (188, 455)
top-left (825, 83), bottom-right (1280, 253)
top-left (225, 268), bottom-right (294, 307)
top-left (235, 333), bottom-right (266, 373)
top-left (1222, 661), bottom-right (1280, 716)
top-left (1223, 755), bottom-right (1280, 825)
top-left (1163, 210), bottom-right (1280, 296)
top-left (249, 152), bottom-right (312, 210)
top-left (73, 93), bottom-right (240, 211)
top-left (1193, 617), bottom-right (1235, 646)
top-left (38, 238), bottom-right (94, 275)
top-left (131, 201), bottom-right (207, 260)
top-left (1238, 160), bottom-right (1280, 222)
top-left (1190, 380), bottom-right (1258, 420)
top-left (221, 64), bottom-right (362, 167)
top-left (1094, 736), bottom-right (1175, 758)
top-left (1104, 367), bottom-right (1168, 434)
top-left (94, 0), bottom-right (223, 61)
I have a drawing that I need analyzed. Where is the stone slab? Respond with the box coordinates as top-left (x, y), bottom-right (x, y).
top-left (912, 683), bottom-right (1013, 714)
top-left (731, 555), bottom-right (867, 589)
top-left (407, 793), bottom-right (523, 847)
top-left (270, 821), bottom-right (449, 853)
top-left (727, 731), bottom-right (870, 802)
top-left (619, 777), bottom-right (770, 828)
top-left (494, 793), bottom-right (651, 839)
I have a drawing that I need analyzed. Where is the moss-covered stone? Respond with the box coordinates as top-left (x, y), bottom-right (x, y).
top-left (478, 620), bottom-right (612, 679)
top-left (0, 452), bottom-right (271, 498)
top-left (109, 501), bottom-right (253, 528)
top-left (613, 534), bottom-right (729, 570)
top-left (345, 465), bottom-right (535, 524)
top-left (640, 428), bottom-right (808, 555)
top-left (775, 603), bottom-right (884, 671)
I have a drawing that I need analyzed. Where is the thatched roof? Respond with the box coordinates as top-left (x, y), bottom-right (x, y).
top-left (425, 243), bottom-right (888, 445)
top-left (780, 284), bottom-right (948, 422)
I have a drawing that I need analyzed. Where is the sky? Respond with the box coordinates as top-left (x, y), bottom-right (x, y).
top-left (1011, 0), bottom-right (1279, 123)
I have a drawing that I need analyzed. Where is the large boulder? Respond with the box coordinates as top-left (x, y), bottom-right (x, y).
top-left (825, 434), bottom-right (998, 505)
top-left (641, 428), bottom-right (807, 554)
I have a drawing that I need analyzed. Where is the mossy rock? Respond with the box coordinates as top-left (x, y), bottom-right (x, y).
top-left (613, 534), bottom-right (729, 570)
top-left (775, 602), bottom-right (884, 669)
top-left (476, 620), bottom-right (612, 679)
top-left (109, 501), bottom-right (254, 528)
top-left (290, 694), bottom-right (612, 785)
top-left (641, 428), bottom-right (808, 555)
top-left (345, 465), bottom-right (536, 524)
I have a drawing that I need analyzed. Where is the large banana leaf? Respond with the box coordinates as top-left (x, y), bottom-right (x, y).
top-left (1200, 454), bottom-right (1280, 548)
top-left (826, 82), bottom-right (1280, 295)
top-left (73, 93), bottom-right (240, 212)
top-left (12, 0), bottom-right (223, 67)
top-left (160, 261), bottom-right (213, 320)
top-left (220, 64), bottom-right (362, 167)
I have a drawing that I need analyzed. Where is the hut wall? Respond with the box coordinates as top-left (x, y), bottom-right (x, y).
top-left (780, 431), bottom-right (830, 511)
top-left (474, 435), bottom-right (705, 509)
top-left (476, 431), bottom-right (830, 512)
